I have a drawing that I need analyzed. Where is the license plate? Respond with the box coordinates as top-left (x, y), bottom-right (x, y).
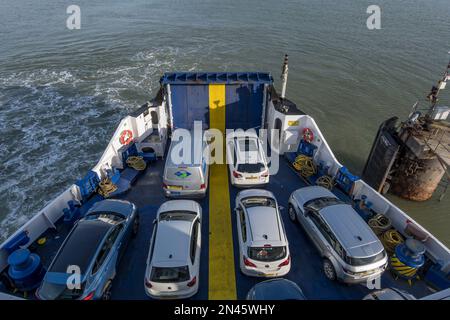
top-left (167, 185), bottom-right (183, 190)
top-left (246, 176), bottom-right (258, 180)
top-left (263, 273), bottom-right (276, 277)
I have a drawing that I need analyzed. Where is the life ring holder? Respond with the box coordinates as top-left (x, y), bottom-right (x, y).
top-left (302, 127), bottom-right (314, 143)
top-left (119, 129), bottom-right (133, 145)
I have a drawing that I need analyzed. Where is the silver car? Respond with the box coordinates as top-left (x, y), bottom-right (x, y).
top-left (288, 186), bottom-right (388, 284)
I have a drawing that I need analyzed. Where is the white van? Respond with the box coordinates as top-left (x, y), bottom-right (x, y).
top-left (163, 132), bottom-right (209, 198)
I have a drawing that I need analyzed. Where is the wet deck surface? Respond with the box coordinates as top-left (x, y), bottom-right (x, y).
top-left (105, 158), bottom-right (433, 300)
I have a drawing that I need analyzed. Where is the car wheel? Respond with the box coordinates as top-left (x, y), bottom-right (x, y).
top-left (132, 216), bottom-right (140, 238)
top-left (102, 281), bottom-right (113, 300)
top-left (288, 205), bottom-right (298, 223)
top-left (323, 259), bottom-right (337, 281)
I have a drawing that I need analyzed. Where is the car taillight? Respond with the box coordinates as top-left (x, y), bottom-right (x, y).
top-left (162, 183), bottom-right (167, 189)
top-left (261, 170), bottom-right (269, 177)
top-left (278, 255), bottom-right (290, 267)
top-left (233, 171), bottom-right (242, 178)
top-left (187, 276), bottom-right (197, 287)
top-left (243, 256), bottom-right (257, 268)
top-left (200, 183), bottom-right (206, 189)
top-left (83, 291), bottom-right (95, 300)
top-left (145, 278), bottom-right (153, 289)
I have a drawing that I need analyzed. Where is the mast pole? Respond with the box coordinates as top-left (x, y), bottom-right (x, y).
top-left (280, 54), bottom-right (289, 99)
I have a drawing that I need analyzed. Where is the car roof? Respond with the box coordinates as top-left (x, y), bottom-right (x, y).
top-left (319, 204), bottom-right (384, 256)
top-left (246, 206), bottom-right (282, 244)
top-left (166, 130), bottom-right (205, 167)
top-left (152, 220), bottom-right (193, 266)
top-left (49, 219), bottom-right (112, 274)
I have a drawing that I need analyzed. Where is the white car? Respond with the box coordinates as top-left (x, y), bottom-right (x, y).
top-left (144, 200), bottom-right (201, 299)
top-left (226, 131), bottom-right (269, 187)
top-left (235, 189), bottom-right (291, 277)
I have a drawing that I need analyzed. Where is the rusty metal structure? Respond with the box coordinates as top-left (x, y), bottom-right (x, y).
top-left (363, 57), bottom-right (450, 201)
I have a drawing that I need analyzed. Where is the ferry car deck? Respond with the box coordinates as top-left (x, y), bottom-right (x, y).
top-left (0, 71), bottom-right (449, 300)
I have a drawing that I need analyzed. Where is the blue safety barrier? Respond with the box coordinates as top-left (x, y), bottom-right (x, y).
top-left (335, 166), bottom-right (360, 194)
top-left (424, 263), bottom-right (450, 290)
top-left (75, 170), bottom-right (100, 203)
top-left (63, 200), bottom-right (82, 224)
top-left (3, 231), bottom-right (30, 254)
top-left (160, 72), bottom-right (273, 85)
top-left (298, 140), bottom-right (317, 157)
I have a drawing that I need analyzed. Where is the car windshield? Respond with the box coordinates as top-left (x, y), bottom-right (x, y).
top-left (248, 246), bottom-right (286, 262)
top-left (237, 163), bottom-right (265, 173)
top-left (304, 197), bottom-right (344, 211)
top-left (151, 266), bottom-right (190, 283)
top-left (84, 212), bottom-right (125, 225)
top-left (237, 138), bottom-right (259, 152)
top-left (345, 250), bottom-right (386, 266)
top-left (241, 197), bottom-right (276, 208)
top-left (159, 211), bottom-right (196, 222)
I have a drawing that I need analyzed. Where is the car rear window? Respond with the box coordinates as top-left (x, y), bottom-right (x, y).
top-left (151, 266), bottom-right (190, 283)
top-left (248, 246), bottom-right (286, 262)
top-left (237, 163), bottom-right (265, 173)
top-left (241, 197), bottom-right (276, 208)
top-left (237, 138), bottom-right (258, 152)
top-left (345, 250), bottom-right (386, 266)
top-left (159, 211), bottom-right (196, 222)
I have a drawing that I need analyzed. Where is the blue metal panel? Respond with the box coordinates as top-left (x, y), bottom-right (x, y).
top-left (225, 83), bottom-right (264, 130)
top-left (170, 85), bottom-right (209, 130)
top-left (161, 72), bottom-right (273, 85)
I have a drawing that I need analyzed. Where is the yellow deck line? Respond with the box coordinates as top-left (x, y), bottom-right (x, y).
top-left (208, 84), bottom-right (237, 300)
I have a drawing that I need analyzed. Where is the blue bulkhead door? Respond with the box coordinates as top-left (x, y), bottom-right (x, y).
top-left (170, 84), bottom-right (209, 130)
top-left (161, 72), bottom-right (272, 131)
top-left (225, 83), bottom-right (264, 130)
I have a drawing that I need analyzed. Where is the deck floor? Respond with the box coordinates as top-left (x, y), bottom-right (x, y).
top-left (107, 158), bottom-right (433, 300)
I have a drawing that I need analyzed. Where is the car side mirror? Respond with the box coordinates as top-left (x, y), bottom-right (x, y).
top-left (152, 219), bottom-right (157, 225)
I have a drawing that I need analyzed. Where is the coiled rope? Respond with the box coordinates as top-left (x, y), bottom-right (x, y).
top-left (381, 229), bottom-right (404, 254)
top-left (368, 213), bottom-right (392, 236)
top-left (98, 178), bottom-right (118, 198)
top-left (126, 156), bottom-right (147, 171)
top-left (293, 155), bottom-right (316, 178)
top-left (316, 175), bottom-right (335, 190)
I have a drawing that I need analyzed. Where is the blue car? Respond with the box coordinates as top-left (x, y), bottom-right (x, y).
top-left (246, 278), bottom-right (307, 300)
top-left (36, 199), bottom-right (139, 300)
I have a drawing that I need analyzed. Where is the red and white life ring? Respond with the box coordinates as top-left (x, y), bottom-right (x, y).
top-left (302, 127), bottom-right (314, 143)
top-left (119, 129), bottom-right (133, 145)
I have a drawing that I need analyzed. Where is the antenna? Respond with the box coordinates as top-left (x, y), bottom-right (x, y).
top-left (280, 54), bottom-right (289, 99)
